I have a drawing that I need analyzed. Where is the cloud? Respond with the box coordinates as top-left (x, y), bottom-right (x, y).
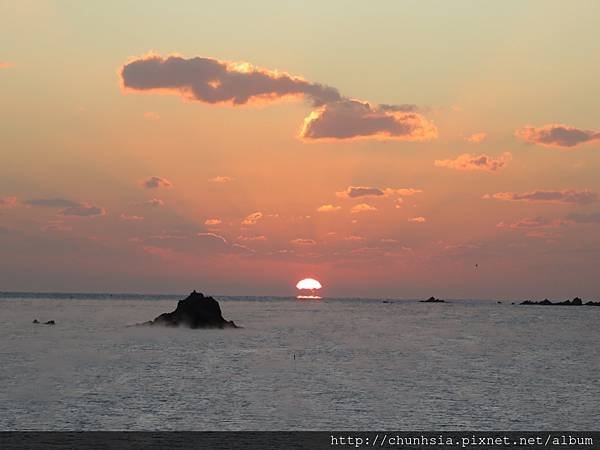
top-left (41, 222), bottom-right (73, 232)
top-left (516, 124), bottom-right (600, 148)
top-left (384, 188), bottom-right (422, 197)
top-left (120, 213), bottom-right (144, 221)
top-left (0, 196), bottom-right (17, 208)
top-left (25, 198), bottom-right (80, 207)
top-left (464, 132), bottom-right (487, 143)
top-left (204, 218), bottom-right (222, 226)
top-left (210, 176), bottom-right (233, 183)
top-left (290, 238), bottom-right (316, 246)
top-left (142, 198), bottom-right (164, 207)
top-left (317, 204), bottom-right (341, 212)
top-left (337, 186), bottom-right (384, 198)
top-left (337, 186), bottom-right (422, 199)
top-left (496, 217), bottom-right (568, 229)
top-left (121, 53), bottom-right (341, 106)
top-left (566, 212), bottom-right (600, 224)
top-left (344, 235), bottom-right (365, 242)
top-left (434, 152), bottom-right (512, 172)
top-left (484, 189), bottom-right (598, 205)
top-left (0, 62), bottom-right (12, 69)
top-left (350, 203), bottom-right (377, 214)
top-left (300, 99), bottom-right (437, 141)
top-left (237, 235), bottom-right (267, 241)
top-left (408, 216), bottom-right (426, 223)
top-left (242, 211), bottom-right (263, 225)
top-left (196, 232), bottom-right (228, 244)
top-left (58, 203), bottom-right (106, 217)
top-left (142, 176), bottom-right (172, 189)
top-left (120, 53), bottom-right (436, 143)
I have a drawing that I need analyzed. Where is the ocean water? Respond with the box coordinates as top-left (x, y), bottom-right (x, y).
top-left (0, 293), bottom-right (598, 430)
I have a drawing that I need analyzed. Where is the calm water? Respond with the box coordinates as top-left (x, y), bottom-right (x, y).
top-left (0, 293), bottom-right (598, 430)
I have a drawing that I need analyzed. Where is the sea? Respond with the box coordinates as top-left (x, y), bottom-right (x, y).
top-left (0, 292), bottom-right (598, 430)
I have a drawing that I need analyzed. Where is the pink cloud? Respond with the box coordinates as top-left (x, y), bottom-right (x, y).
top-left (142, 198), bottom-right (164, 207)
top-left (142, 176), bottom-right (172, 189)
top-left (408, 216), bottom-right (426, 223)
top-left (496, 217), bottom-right (568, 229)
top-left (484, 189), bottom-right (598, 205)
top-left (242, 211), bottom-right (263, 225)
top-left (0, 62), bottom-right (12, 69)
top-left (516, 124), bottom-right (600, 148)
top-left (350, 203), bottom-right (377, 214)
top-left (317, 204), bottom-right (341, 212)
top-left (210, 175), bottom-right (233, 183)
top-left (434, 152), bottom-right (511, 172)
top-left (0, 196), bottom-right (17, 208)
top-left (204, 218), bottom-right (222, 226)
top-left (120, 213), bottom-right (144, 221)
top-left (290, 238), bottom-right (316, 246)
top-left (237, 235), bottom-right (267, 241)
top-left (464, 132), bottom-right (487, 143)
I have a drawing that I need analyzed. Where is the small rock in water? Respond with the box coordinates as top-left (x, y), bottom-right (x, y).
top-left (44, 320), bottom-right (55, 325)
top-left (32, 319), bottom-right (40, 324)
top-left (420, 296), bottom-right (446, 303)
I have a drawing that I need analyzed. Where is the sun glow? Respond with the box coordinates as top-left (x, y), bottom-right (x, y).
top-left (296, 278), bottom-right (322, 299)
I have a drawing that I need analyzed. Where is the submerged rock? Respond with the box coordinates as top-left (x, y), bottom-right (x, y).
top-left (420, 296), bottom-right (446, 303)
top-left (144, 290), bottom-right (239, 329)
top-left (44, 320), bottom-right (55, 325)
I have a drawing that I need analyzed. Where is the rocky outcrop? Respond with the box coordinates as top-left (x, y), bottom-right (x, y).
top-left (520, 297), bottom-right (599, 306)
top-left (420, 296), bottom-right (446, 303)
top-left (143, 290), bottom-right (239, 329)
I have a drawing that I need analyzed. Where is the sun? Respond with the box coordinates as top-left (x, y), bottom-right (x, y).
top-left (296, 278), bottom-right (322, 290)
top-left (296, 278), bottom-right (323, 299)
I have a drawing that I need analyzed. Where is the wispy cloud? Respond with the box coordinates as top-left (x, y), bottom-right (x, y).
top-left (210, 175), bottom-right (233, 183)
top-left (317, 204), bottom-right (342, 212)
top-left (120, 213), bottom-right (144, 221)
top-left (484, 189), bottom-right (598, 205)
top-left (242, 211), bottom-right (263, 225)
top-left (58, 203), bottom-right (106, 217)
top-left (0, 62), bottom-right (12, 69)
top-left (120, 53), bottom-right (436, 142)
top-left (350, 203), bottom-right (377, 214)
top-left (408, 216), bottom-right (426, 223)
top-left (497, 217), bottom-right (568, 229)
top-left (0, 196), bottom-right (17, 208)
top-left (516, 124), bottom-right (600, 148)
top-left (25, 198), bottom-right (80, 207)
top-left (204, 218), bottom-right (222, 226)
top-left (197, 232), bottom-right (228, 244)
top-left (567, 212), bottom-right (600, 224)
top-left (290, 238), bottom-right (316, 246)
top-left (464, 132), bottom-right (487, 143)
top-left (337, 186), bottom-right (384, 198)
top-left (142, 176), bottom-right (172, 189)
top-left (435, 152), bottom-right (511, 172)
top-left (142, 198), bottom-right (164, 207)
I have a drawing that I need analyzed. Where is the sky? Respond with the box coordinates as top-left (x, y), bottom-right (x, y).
top-left (1, 1), bottom-right (600, 298)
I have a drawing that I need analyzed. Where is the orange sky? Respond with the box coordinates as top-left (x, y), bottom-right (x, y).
top-left (1, 1), bottom-right (600, 298)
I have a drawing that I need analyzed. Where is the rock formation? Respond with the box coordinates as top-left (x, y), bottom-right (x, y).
top-left (420, 296), bottom-right (446, 303)
top-left (143, 290), bottom-right (239, 329)
top-left (520, 297), bottom-right (599, 306)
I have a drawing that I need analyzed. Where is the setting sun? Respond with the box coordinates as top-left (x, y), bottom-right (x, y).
top-left (296, 278), bottom-right (322, 290)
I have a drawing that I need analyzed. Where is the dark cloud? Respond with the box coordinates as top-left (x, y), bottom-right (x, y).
top-left (120, 54), bottom-right (437, 142)
top-left (567, 212), bottom-right (600, 224)
top-left (339, 186), bottom-right (385, 198)
top-left (58, 204), bottom-right (106, 217)
top-left (484, 189), bottom-right (598, 205)
top-left (121, 54), bottom-right (341, 106)
top-left (300, 99), bottom-right (437, 141)
top-left (25, 198), bottom-right (80, 207)
top-left (497, 217), bottom-right (568, 229)
top-left (142, 176), bottom-right (172, 189)
top-left (516, 124), bottom-right (600, 148)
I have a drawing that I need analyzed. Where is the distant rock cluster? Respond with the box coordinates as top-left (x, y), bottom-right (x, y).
top-left (420, 296), bottom-right (446, 303)
top-left (520, 297), bottom-right (600, 306)
top-left (32, 319), bottom-right (55, 325)
top-left (142, 290), bottom-right (239, 329)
